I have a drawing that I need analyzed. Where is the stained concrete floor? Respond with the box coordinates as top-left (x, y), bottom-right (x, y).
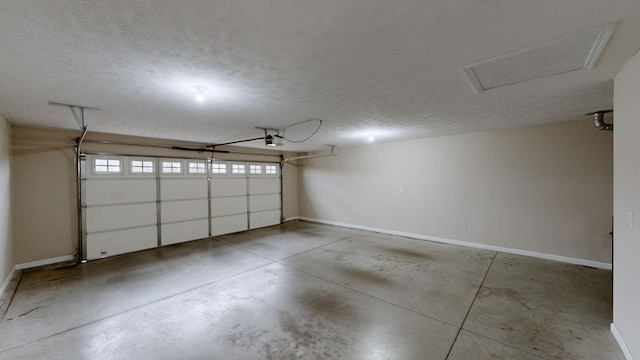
top-left (0, 221), bottom-right (623, 359)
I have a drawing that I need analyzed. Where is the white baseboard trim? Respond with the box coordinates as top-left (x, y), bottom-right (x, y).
top-left (284, 216), bottom-right (301, 222)
top-left (611, 323), bottom-right (635, 360)
top-left (298, 217), bottom-right (612, 270)
top-left (15, 255), bottom-right (76, 270)
top-left (0, 266), bottom-right (17, 299)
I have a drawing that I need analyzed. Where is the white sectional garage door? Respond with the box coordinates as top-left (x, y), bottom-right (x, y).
top-left (84, 156), bottom-right (158, 260)
top-left (248, 163), bottom-right (281, 229)
top-left (82, 155), bottom-right (281, 261)
top-left (159, 158), bottom-right (209, 246)
top-left (210, 161), bottom-right (248, 236)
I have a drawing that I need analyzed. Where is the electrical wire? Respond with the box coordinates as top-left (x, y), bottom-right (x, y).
top-left (206, 136), bottom-right (266, 147)
top-left (281, 118), bottom-right (322, 143)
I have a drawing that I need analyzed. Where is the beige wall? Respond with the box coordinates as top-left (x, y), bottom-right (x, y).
top-left (10, 126), bottom-right (298, 264)
top-left (282, 161), bottom-right (299, 220)
top-left (613, 50), bottom-right (640, 358)
top-left (11, 127), bottom-right (77, 264)
top-left (299, 119), bottom-right (613, 264)
top-left (0, 114), bottom-right (13, 286)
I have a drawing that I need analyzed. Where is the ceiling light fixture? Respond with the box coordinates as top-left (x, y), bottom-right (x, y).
top-left (368, 136), bottom-right (375, 142)
top-left (194, 86), bottom-right (206, 102)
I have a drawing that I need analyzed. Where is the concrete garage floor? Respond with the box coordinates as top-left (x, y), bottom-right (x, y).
top-left (0, 221), bottom-right (623, 359)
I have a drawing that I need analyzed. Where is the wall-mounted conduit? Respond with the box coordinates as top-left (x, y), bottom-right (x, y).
top-left (586, 109), bottom-right (613, 131)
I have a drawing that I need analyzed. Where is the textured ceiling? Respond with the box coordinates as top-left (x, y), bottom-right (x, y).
top-left (0, 1), bottom-right (639, 151)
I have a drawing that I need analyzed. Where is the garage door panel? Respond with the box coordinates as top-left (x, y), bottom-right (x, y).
top-left (161, 178), bottom-right (208, 200)
top-left (211, 215), bottom-right (247, 236)
top-left (161, 220), bottom-right (209, 245)
top-left (86, 203), bottom-right (157, 233)
top-left (248, 178), bottom-right (280, 194)
top-left (86, 179), bottom-right (156, 205)
top-left (161, 200), bottom-right (208, 223)
top-left (211, 178), bottom-right (246, 196)
top-left (84, 156), bottom-right (280, 260)
top-left (211, 197), bottom-right (247, 217)
top-left (249, 194), bottom-right (280, 212)
top-left (86, 226), bottom-right (157, 260)
top-left (249, 210), bottom-right (281, 230)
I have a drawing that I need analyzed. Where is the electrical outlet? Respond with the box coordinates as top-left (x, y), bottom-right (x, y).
top-left (399, 187), bottom-right (404, 194)
top-left (629, 211), bottom-right (634, 228)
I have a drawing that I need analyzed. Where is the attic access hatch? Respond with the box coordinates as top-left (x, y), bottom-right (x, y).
top-left (462, 23), bottom-right (616, 92)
